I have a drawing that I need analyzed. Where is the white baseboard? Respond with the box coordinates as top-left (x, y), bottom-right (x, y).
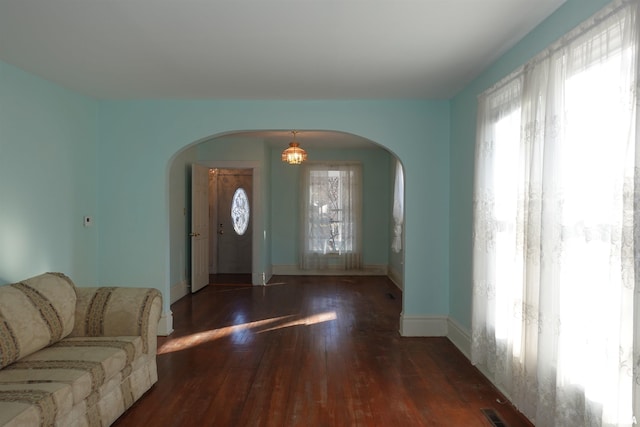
top-left (271, 264), bottom-right (388, 276)
top-left (399, 314), bottom-right (448, 337)
top-left (252, 271), bottom-right (272, 286)
top-left (398, 315), bottom-right (472, 359)
top-left (170, 279), bottom-right (189, 304)
top-left (157, 311), bottom-right (174, 336)
top-left (447, 318), bottom-right (471, 359)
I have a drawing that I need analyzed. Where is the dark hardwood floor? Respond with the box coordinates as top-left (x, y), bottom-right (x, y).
top-left (114, 276), bottom-right (533, 427)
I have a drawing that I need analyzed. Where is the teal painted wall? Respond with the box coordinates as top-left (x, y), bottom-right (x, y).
top-left (263, 140), bottom-right (273, 278)
top-left (448, 0), bottom-right (614, 331)
top-left (97, 100), bottom-right (450, 316)
top-left (270, 145), bottom-right (392, 268)
top-left (271, 144), bottom-right (298, 266)
top-left (0, 61), bottom-right (98, 285)
top-left (197, 136), bottom-right (266, 160)
top-left (0, 0), bottom-right (605, 331)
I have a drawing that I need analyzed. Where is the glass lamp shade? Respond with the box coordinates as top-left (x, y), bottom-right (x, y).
top-left (281, 142), bottom-right (308, 165)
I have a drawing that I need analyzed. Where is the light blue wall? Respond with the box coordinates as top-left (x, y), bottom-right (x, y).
top-left (0, 61), bottom-right (98, 285)
top-left (270, 145), bottom-right (392, 268)
top-left (197, 136), bottom-right (266, 160)
top-left (448, 0), bottom-right (614, 331)
top-left (1, 0), bottom-right (602, 332)
top-left (271, 144), bottom-right (298, 266)
top-left (97, 100), bottom-right (450, 316)
top-left (0, 0), bottom-right (617, 337)
top-left (263, 140), bottom-right (273, 278)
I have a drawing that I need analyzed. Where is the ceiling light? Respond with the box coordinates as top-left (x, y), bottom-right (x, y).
top-left (281, 130), bottom-right (308, 165)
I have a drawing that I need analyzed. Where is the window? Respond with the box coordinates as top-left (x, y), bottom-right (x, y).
top-left (472, 2), bottom-right (639, 425)
top-left (300, 163), bottom-right (362, 270)
top-left (231, 187), bottom-right (249, 235)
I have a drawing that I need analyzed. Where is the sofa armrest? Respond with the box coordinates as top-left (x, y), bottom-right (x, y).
top-left (69, 287), bottom-right (162, 357)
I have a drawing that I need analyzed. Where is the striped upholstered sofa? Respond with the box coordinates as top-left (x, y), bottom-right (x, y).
top-left (0, 272), bottom-right (162, 426)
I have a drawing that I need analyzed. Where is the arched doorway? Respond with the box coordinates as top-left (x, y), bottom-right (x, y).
top-left (168, 130), bottom-right (405, 304)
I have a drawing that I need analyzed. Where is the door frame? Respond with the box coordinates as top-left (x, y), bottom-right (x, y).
top-left (199, 160), bottom-right (264, 286)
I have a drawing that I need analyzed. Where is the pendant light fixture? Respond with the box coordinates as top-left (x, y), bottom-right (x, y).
top-left (281, 130), bottom-right (308, 165)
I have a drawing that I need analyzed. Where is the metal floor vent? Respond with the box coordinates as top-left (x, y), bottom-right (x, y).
top-left (481, 409), bottom-right (508, 427)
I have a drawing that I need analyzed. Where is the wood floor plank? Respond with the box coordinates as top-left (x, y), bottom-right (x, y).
top-left (114, 276), bottom-right (533, 427)
top-left (204, 366), bottom-right (257, 426)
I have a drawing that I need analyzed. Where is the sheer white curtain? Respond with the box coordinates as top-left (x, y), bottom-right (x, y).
top-left (392, 160), bottom-right (404, 253)
top-left (299, 162), bottom-right (362, 270)
top-left (472, 1), bottom-right (640, 426)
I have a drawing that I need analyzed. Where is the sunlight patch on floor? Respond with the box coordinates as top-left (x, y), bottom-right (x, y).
top-left (158, 311), bottom-right (338, 354)
top-left (157, 315), bottom-right (293, 354)
top-left (257, 311), bottom-right (338, 333)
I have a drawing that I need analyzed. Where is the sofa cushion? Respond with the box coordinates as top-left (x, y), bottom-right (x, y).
top-left (0, 336), bottom-right (143, 405)
top-left (0, 382), bottom-right (74, 427)
top-left (0, 336), bottom-right (144, 426)
top-left (0, 273), bottom-right (77, 368)
top-left (71, 286), bottom-right (162, 356)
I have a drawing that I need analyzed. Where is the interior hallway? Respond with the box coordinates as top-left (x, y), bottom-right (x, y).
top-left (114, 276), bottom-right (532, 426)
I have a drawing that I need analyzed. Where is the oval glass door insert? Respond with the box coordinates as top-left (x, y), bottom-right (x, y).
top-left (231, 188), bottom-right (250, 235)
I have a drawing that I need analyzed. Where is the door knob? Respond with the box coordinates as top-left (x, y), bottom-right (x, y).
top-left (218, 223), bottom-right (224, 235)
top-left (189, 232), bottom-right (200, 237)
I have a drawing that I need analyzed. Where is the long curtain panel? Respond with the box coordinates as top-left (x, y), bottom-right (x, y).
top-left (392, 159), bottom-right (404, 253)
top-left (472, 1), bottom-right (640, 426)
top-left (299, 163), bottom-right (362, 270)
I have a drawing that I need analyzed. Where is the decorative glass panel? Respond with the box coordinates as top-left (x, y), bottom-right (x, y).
top-left (231, 188), bottom-right (249, 235)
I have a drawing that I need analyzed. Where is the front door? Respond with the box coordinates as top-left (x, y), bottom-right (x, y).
top-left (215, 169), bottom-right (252, 274)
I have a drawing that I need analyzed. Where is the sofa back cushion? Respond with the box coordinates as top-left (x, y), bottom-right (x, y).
top-left (0, 272), bottom-right (76, 368)
top-left (71, 287), bottom-right (162, 356)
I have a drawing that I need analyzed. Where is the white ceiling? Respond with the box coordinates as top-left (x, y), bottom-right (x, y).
top-left (0, 0), bottom-right (566, 100)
